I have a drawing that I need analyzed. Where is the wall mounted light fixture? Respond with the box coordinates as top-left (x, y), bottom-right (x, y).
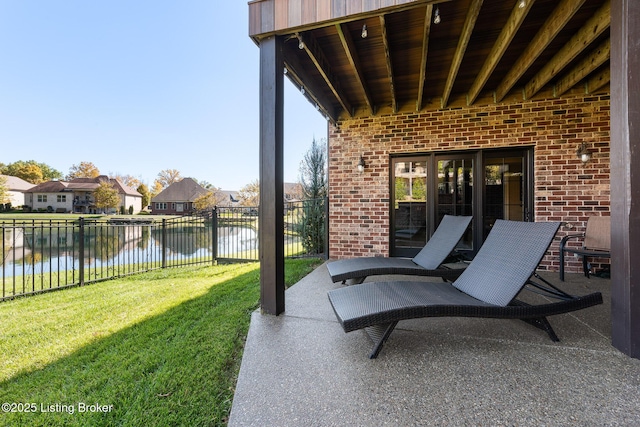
top-left (361, 24), bottom-right (368, 38)
top-left (576, 142), bottom-right (591, 163)
top-left (518, 0), bottom-right (526, 9)
top-left (357, 156), bottom-right (366, 173)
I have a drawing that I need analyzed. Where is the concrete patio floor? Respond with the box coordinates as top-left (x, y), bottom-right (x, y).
top-left (229, 263), bottom-right (640, 426)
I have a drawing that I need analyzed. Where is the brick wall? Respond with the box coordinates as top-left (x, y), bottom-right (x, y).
top-left (328, 93), bottom-right (610, 273)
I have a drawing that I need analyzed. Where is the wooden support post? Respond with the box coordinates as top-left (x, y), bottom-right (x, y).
top-left (259, 36), bottom-right (285, 315)
top-left (610, 0), bottom-right (640, 358)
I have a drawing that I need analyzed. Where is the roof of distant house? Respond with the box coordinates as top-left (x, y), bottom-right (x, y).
top-left (0, 175), bottom-right (36, 191)
top-left (151, 178), bottom-right (209, 202)
top-left (25, 180), bottom-right (70, 193)
top-left (25, 175), bottom-right (141, 196)
top-left (219, 190), bottom-right (240, 202)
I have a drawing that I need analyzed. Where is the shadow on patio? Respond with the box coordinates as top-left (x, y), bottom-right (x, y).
top-left (229, 263), bottom-right (640, 426)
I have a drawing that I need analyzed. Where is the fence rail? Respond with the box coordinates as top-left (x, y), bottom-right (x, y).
top-left (1, 199), bottom-right (326, 301)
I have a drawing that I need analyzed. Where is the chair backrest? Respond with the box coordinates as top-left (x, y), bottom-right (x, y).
top-left (583, 216), bottom-right (611, 251)
top-left (412, 215), bottom-right (472, 269)
top-left (452, 220), bottom-right (560, 306)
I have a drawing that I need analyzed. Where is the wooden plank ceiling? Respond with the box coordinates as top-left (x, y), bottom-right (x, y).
top-left (251, 0), bottom-right (610, 122)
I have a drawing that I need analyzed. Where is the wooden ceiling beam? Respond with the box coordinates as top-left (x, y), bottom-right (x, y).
top-left (336, 23), bottom-right (375, 115)
top-left (416, 4), bottom-right (433, 112)
top-left (467, 0), bottom-right (534, 106)
top-left (380, 14), bottom-right (397, 114)
top-left (586, 66), bottom-right (610, 94)
top-left (495, 0), bottom-right (586, 103)
top-left (283, 43), bottom-right (339, 122)
top-left (441, 0), bottom-right (484, 109)
top-left (554, 38), bottom-right (610, 97)
top-left (298, 32), bottom-right (353, 117)
top-left (524, 0), bottom-right (610, 100)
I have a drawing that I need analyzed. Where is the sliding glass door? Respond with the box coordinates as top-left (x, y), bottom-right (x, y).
top-left (435, 155), bottom-right (474, 251)
top-left (391, 157), bottom-right (427, 257)
top-left (483, 151), bottom-right (531, 239)
top-left (390, 147), bottom-right (533, 258)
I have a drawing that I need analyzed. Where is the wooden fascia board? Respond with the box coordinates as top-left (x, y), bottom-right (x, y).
top-left (249, 0), bottom-right (450, 37)
top-left (336, 23), bottom-right (375, 115)
top-left (495, 0), bottom-right (587, 103)
top-left (441, 0), bottom-right (484, 109)
top-left (380, 14), bottom-right (398, 114)
top-left (299, 33), bottom-right (353, 116)
top-left (524, 0), bottom-right (610, 100)
top-left (554, 38), bottom-right (610, 97)
top-left (466, 0), bottom-right (534, 106)
top-left (417, 4), bottom-right (434, 111)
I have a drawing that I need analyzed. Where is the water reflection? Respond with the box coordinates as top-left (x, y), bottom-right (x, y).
top-left (1, 225), bottom-right (258, 277)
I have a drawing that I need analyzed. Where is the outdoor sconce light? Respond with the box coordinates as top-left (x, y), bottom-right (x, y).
top-left (361, 24), bottom-right (368, 39)
top-left (357, 156), bottom-right (366, 173)
top-left (576, 142), bottom-right (591, 163)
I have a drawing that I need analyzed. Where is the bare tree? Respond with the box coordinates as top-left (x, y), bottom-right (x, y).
top-left (67, 161), bottom-right (100, 179)
top-left (154, 169), bottom-right (182, 191)
top-left (238, 180), bottom-right (260, 206)
top-left (112, 174), bottom-right (141, 189)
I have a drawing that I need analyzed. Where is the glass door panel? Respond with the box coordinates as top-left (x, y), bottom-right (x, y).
top-left (483, 156), bottom-right (525, 239)
top-left (392, 158), bottom-right (427, 254)
top-left (436, 157), bottom-right (473, 251)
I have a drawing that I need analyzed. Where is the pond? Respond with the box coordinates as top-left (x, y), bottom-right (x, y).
top-left (1, 225), bottom-right (259, 277)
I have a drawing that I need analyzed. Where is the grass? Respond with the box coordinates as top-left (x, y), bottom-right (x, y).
top-left (0, 258), bottom-right (323, 426)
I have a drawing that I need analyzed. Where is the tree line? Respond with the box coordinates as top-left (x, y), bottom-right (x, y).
top-left (1, 137), bottom-right (326, 218)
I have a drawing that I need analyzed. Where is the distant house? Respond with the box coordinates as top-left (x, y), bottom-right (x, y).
top-left (0, 175), bottom-right (35, 208)
top-left (217, 190), bottom-right (241, 207)
top-left (150, 178), bottom-right (209, 215)
top-left (25, 175), bottom-right (143, 214)
top-left (284, 183), bottom-right (303, 202)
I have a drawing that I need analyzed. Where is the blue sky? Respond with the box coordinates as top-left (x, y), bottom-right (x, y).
top-left (0, 0), bottom-right (328, 190)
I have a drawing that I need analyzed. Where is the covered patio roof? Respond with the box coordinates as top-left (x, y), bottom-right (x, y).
top-left (249, 0), bottom-right (640, 360)
top-left (249, 0), bottom-right (610, 121)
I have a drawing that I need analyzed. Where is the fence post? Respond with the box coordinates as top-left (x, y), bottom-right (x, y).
top-left (162, 218), bottom-right (167, 268)
top-left (212, 207), bottom-right (218, 265)
top-left (78, 217), bottom-right (85, 286)
top-left (324, 196), bottom-right (329, 260)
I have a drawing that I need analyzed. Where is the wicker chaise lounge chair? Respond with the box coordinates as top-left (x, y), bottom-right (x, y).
top-left (326, 215), bottom-right (472, 284)
top-left (328, 220), bottom-right (603, 358)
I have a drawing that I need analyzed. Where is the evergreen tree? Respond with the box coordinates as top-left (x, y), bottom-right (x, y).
top-left (297, 138), bottom-right (327, 255)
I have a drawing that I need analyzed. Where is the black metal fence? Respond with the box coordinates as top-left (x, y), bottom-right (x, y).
top-left (1, 199), bottom-right (326, 301)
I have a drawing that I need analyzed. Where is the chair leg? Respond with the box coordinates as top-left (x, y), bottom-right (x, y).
top-left (519, 317), bottom-right (560, 342)
top-left (364, 321), bottom-right (398, 359)
top-left (559, 250), bottom-right (566, 281)
top-left (343, 277), bottom-right (367, 285)
top-left (582, 255), bottom-right (590, 278)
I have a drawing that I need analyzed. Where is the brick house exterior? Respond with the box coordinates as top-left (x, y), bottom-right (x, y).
top-left (328, 93), bottom-right (610, 273)
top-left (150, 178), bottom-right (209, 215)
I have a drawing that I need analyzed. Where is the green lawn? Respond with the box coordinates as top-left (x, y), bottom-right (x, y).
top-left (0, 258), bottom-right (323, 426)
